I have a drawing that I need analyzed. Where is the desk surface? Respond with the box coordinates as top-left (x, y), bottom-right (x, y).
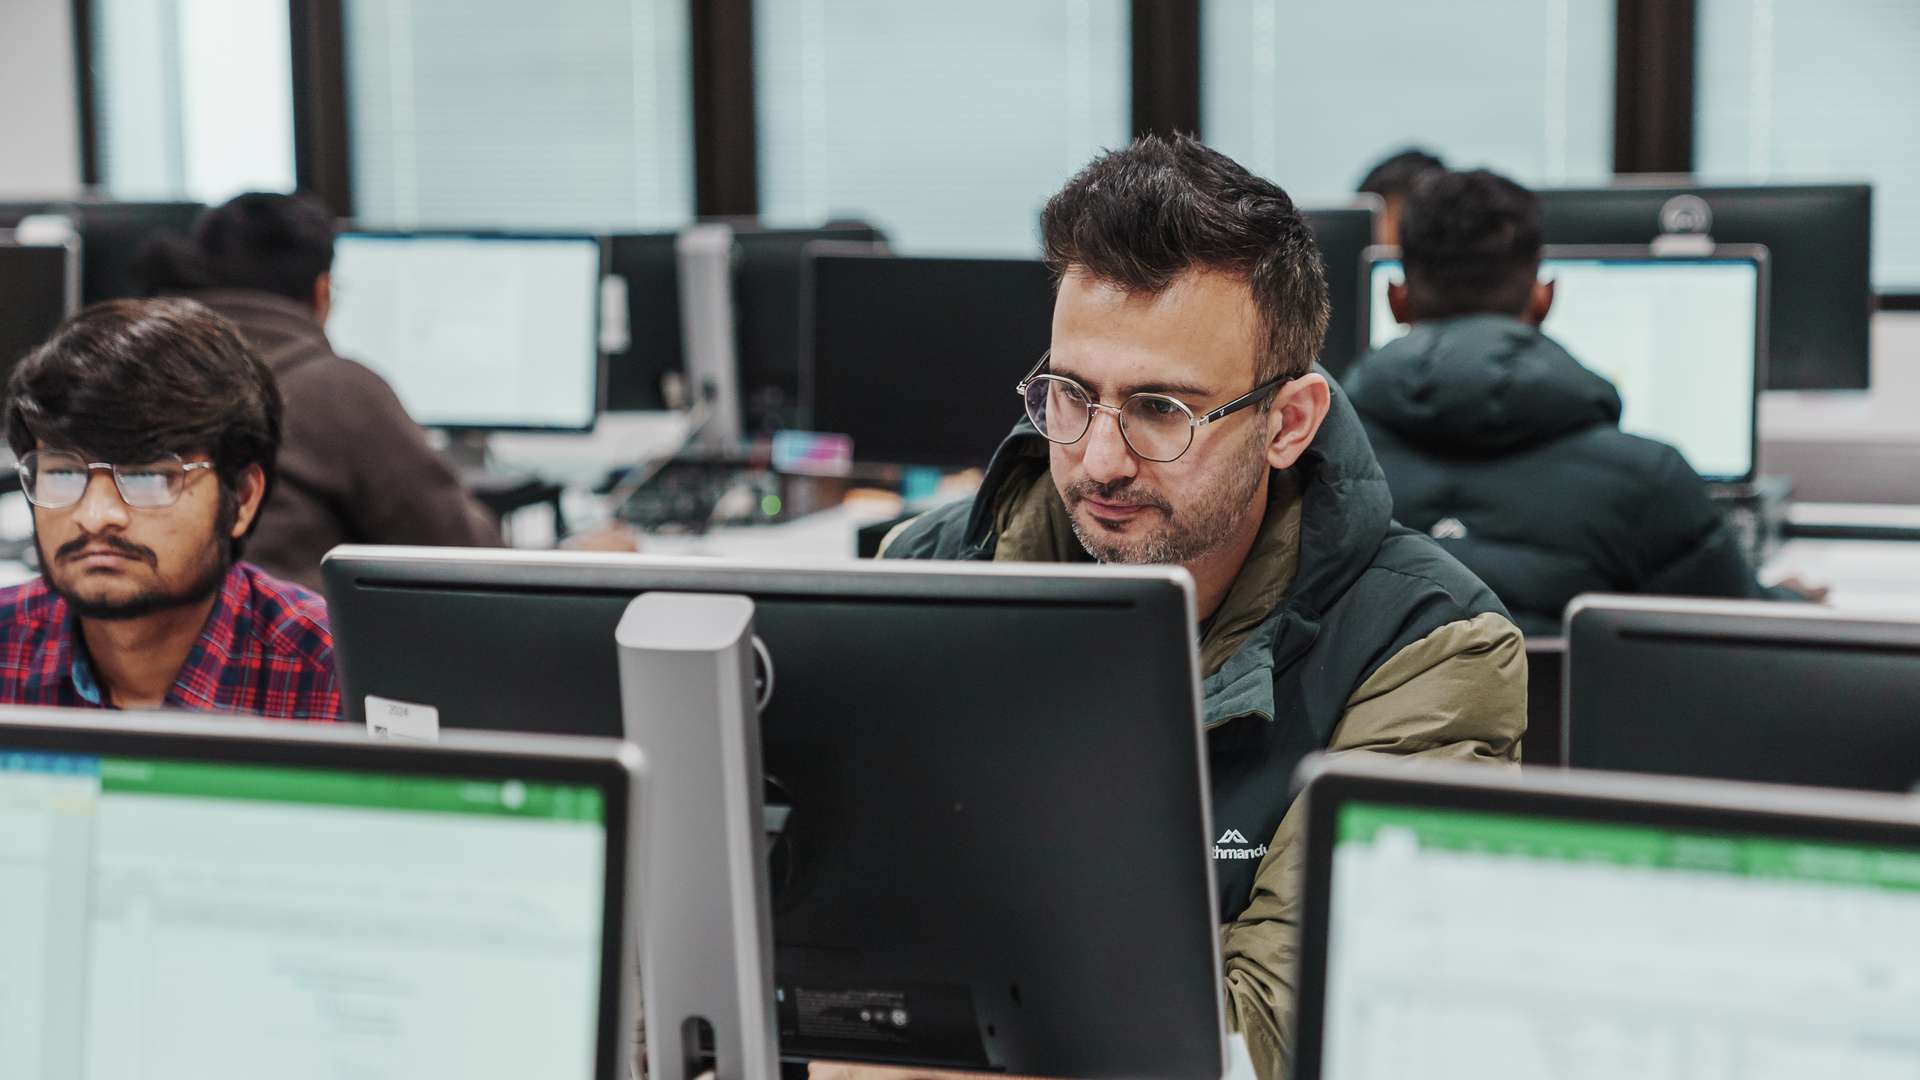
top-left (1764, 537), bottom-right (1920, 614)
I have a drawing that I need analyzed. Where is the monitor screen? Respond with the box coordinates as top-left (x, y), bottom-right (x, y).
top-left (1319, 796), bottom-right (1920, 1077)
top-left (806, 253), bottom-right (1048, 468)
top-left (0, 749), bottom-right (609, 1077)
top-left (1368, 253), bottom-right (1761, 481)
top-left (327, 233), bottom-right (604, 430)
top-left (0, 241), bottom-right (72, 380)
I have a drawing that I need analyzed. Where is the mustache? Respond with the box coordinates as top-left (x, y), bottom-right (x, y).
top-left (56, 532), bottom-right (157, 566)
top-left (1063, 478), bottom-right (1172, 515)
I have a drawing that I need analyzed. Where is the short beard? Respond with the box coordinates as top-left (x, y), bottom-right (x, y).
top-left (39, 536), bottom-right (231, 622)
top-left (1062, 421), bottom-right (1269, 566)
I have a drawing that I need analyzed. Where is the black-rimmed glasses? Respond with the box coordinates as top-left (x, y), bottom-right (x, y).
top-left (16, 450), bottom-right (216, 510)
top-left (1015, 352), bottom-right (1289, 463)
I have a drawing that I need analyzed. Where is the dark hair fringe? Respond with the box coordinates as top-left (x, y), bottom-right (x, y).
top-left (1039, 133), bottom-right (1330, 383)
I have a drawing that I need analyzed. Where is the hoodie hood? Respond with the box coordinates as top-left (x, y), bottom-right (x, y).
top-left (1345, 314), bottom-right (1623, 453)
top-left (958, 364), bottom-right (1393, 632)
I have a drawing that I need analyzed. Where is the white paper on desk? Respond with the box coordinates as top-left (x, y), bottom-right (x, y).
top-left (365, 695), bottom-right (441, 742)
top-left (1222, 1032), bottom-right (1257, 1080)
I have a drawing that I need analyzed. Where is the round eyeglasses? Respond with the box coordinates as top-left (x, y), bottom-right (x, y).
top-left (1015, 352), bottom-right (1291, 463)
top-left (16, 450), bottom-right (215, 510)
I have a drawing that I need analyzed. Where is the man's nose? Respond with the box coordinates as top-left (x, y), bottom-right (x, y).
top-left (69, 470), bottom-right (131, 533)
top-left (1079, 407), bottom-right (1139, 484)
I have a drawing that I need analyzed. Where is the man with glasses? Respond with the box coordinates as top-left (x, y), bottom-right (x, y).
top-left (0, 299), bottom-right (338, 719)
top-left (879, 135), bottom-right (1524, 1079)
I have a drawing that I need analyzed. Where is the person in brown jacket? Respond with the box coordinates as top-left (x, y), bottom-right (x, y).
top-left (136, 193), bottom-right (501, 591)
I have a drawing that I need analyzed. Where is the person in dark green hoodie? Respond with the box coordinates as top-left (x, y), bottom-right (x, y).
top-left (875, 136), bottom-right (1525, 1080)
top-left (1346, 169), bottom-right (1781, 638)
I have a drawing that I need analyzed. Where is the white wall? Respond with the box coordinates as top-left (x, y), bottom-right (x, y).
top-left (1762, 312), bottom-right (1920, 443)
top-left (0, 0), bottom-right (83, 197)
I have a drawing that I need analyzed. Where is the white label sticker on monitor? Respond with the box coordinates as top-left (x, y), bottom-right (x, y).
top-left (366, 695), bottom-right (441, 742)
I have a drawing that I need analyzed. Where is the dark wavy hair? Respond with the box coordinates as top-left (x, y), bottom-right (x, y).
top-left (6, 298), bottom-right (284, 558)
top-left (1357, 147), bottom-right (1447, 201)
top-left (1039, 133), bottom-right (1330, 384)
top-left (1399, 168), bottom-right (1544, 320)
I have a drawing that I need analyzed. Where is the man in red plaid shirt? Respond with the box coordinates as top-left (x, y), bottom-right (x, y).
top-left (0, 298), bottom-right (339, 720)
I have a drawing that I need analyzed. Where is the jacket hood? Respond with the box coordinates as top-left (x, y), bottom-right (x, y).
top-left (962, 364), bottom-right (1393, 626)
top-left (1345, 314), bottom-right (1623, 453)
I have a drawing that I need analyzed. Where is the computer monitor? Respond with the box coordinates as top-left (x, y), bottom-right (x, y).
top-left (1301, 202), bottom-right (1379, 380)
top-left (1537, 182), bottom-right (1871, 390)
top-left (731, 223), bottom-right (885, 434)
top-left (327, 231), bottom-right (606, 431)
top-left (1563, 596), bottom-right (1920, 792)
top-left (0, 707), bottom-right (639, 1079)
top-left (0, 200), bottom-right (205, 304)
top-left (0, 233), bottom-right (78, 381)
top-left (322, 547), bottom-right (1224, 1078)
top-left (1292, 754), bottom-right (1920, 1079)
top-left (604, 231), bottom-right (683, 412)
top-left (804, 249), bottom-right (1050, 468)
top-left (1364, 245), bottom-right (1767, 482)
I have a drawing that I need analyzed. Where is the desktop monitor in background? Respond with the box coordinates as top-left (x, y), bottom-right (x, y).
top-left (1300, 202), bottom-right (1379, 380)
top-left (1291, 754), bottom-right (1920, 1079)
top-left (730, 223), bottom-right (886, 434)
top-left (604, 231), bottom-right (684, 412)
top-left (804, 249), bottom-right (1051, 469)
top-left (0, 708), bottom-right (639, 1080)
top-left (1537, 183), bottom-right (1871, 390)
top-left (323, 547), bottom-right (1225, 1079)
top-left (0, 233), bottom-right (78, 381)
top-left (327, 231), bottom-right (605, 431)
top-left (1364, 245), bottom-right (1766, 482)
top-left (1564, 596), bottom-right (1920, 792)
top-left (0, 200), bottom-right (204, 304)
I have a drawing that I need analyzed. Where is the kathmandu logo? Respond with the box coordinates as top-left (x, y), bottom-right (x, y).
top-left (1214, 828), bottom-right (1268, 861)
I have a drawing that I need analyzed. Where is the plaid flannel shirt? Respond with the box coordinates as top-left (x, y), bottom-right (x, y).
top-left (0, 561), bottom-right (341, 721)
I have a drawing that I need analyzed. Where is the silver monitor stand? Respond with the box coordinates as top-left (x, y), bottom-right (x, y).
top-left (616, 592), bottom-right (778, 1080)
top-left (676, 224), bottom-right (745, 450)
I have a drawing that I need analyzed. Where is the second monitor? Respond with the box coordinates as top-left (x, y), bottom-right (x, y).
top-left (804, 249), bottom-right (1050, 468)
top-left (327, 231), bottom-right (606, 431)
top-left (1364, 245), bottom-right (1767, 482)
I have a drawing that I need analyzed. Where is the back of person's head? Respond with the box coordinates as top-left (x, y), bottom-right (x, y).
top-left (1039, 132), bottom-right (1329, 383)
top-left (6, 298), bottom-right (285, 555)
top-left (135, 191), bottom-right (335, 305)
top-left (1398, 168), bottom-right (1544, 321)
top-left (1357, 148), bottom-right (1447, 201)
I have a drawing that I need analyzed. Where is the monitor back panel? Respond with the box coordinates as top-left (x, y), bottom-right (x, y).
top-left (0, 241), bottom-right (74, 382)
top-left (1301, 206), bottom-right (1376, 381)
top-left (805, 253), bottom-right (1050, 468)
top-left (732, 224), bottom-right (885, 434)
top-left (605, 231), bottom-right (683, 412)
top-left (1565, 599), bottom-right (1920, 792)
top-left (1537, 184), bottom-right (1871, 390)
top-left (325, 553), bottom-right (1221, 1077)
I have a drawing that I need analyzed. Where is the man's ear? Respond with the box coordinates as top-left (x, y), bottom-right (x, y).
top-left (1387, 280), bottom-right (1413, 326)
top-left (1523, 278), bottom-right (1554, 326)
top-left (312, 272), bottom-right (332, 325)
top-left (1266, 372), bottom-right (1331, 471)
top-left (229, 463), bottom-right (268, 539)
